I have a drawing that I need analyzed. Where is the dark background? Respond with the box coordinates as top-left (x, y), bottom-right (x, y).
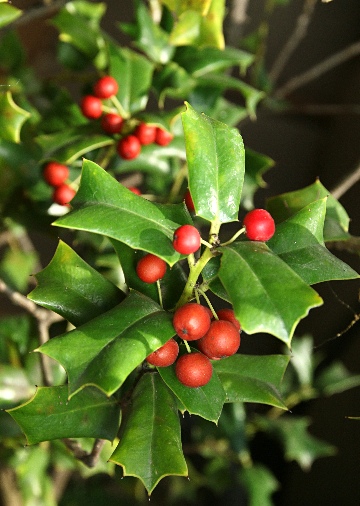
top-left (2, 1), bottom-right (360, 505)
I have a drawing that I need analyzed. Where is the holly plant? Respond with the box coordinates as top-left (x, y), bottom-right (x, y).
top-left (1, 1), bottom-right (360, 504)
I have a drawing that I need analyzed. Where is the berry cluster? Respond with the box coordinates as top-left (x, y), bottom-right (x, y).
top-left (42, 161), bottom-right (76, 206)
top-left (80, 75), bottom-right (173, 162)
top-left (146, 302), bottom-right (241, 388)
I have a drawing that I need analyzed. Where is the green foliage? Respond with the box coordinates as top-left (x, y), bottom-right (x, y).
top-left (0, 0), bottom-right (359, 504)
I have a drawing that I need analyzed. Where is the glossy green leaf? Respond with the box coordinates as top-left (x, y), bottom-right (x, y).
top-left (175, 45), bottom-right (253, 78)
top-left (111, 239), bottom-right (187, 310)
top-left (242, 148), bottom-right (274, 210)
top-left (109, 373), bottom-right (188, 494)
top-left (181, 102), bottom-right (244, 224)
top-left (161, 0), bottom-right (212, 15)
top-left (158, 347), bottom-right (226, 423)
top-left (197, 0), bottom-right (226, 49)
top-left (314, 361), bottom-right (360, 396)
top-left (197, 74), bottom-right (265, 119)
top-left (255, 416), bottom-right (336, 470)
top-left (168, 10), bottom-right (202, 46)
top-left (213, 354), bottom-right (290, 408)
top-left (0, 2), bottom-right (21, 28)
top-left (218, 242), bottom-right (323, 345)
top-left (268, 199), bottom-right (359, 284)
top-left (129, 2), bottom-right (174, 64)
top-left (6, 385), bottom-right (120, 444)
top-left (54, 159), bottom-right (191, 266)
top-left (108, 44), bottom-right (154, 115)
top-left (153, 62), bottom-right (195, 107)
top-left (28, 240), bottom-right (125, 326)
top-left (0, 91), bottom-right (30, 143)
top-left (240, 465), bottom-right (279, 506)
top-left (288, 335), bottom-right (314, 387)
top-left (36, 127), bottom-right (113, 165)
top-left (267, 180), bottom-right (351, 241)
top-left (37, 291), bottom-right (176, 397)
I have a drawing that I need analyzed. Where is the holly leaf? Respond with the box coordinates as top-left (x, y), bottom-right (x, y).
top-left (109, 373), bottom-right (188, 495)
top-left (218, 242), bottom-right (323, 345)
top-left (158, 349), bottom-right (226, 423)
top-left (6, 385), bottom-right (121, 445)
top-left (213, 354), bottom-right (290, 408)
top-left (242, 148), bottom-right (274, 210)
top-left (268, 199), bottom-right (359, 284)
top-left (267, 180), bottom-right (350, 241)
top-left (28, 240), bottom-right (125, 326)
top-left (255, 416), bottom-right (336, 470)
top-left (54, 159), bottom-right (191, 266)
top-left (240, 464), bottom-right (279, 506)
top-left (37, 291), bottom-right (176, 397)
top-left (108, 44), bottom-right (154, 115)
top-left (181, 102), bottom-right (244, 225)
top-left (0, 91), bottom-right (30, 143)
top-left (314, 361), bottom-right (360, 396)
top-left (0, 2), bottom-right (22, 28)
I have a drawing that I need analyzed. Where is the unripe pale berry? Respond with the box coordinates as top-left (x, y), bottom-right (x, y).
top-left (93, 76), bottom-right (119, 99)
top-left (136, 253), bottom-right (167, 283)
top-left (146, 338), bottom-right (179, 367)
top-left (197, 319), bottom-right (241, 359)
top-left (155, 127), bottom-right (173, 146)
top-left (175, 352), bottom-right (213, 388)
top-left (243, 209), bottom-right (275, 242)
top-left (101, 113), bottom-right (124, 134)
top-left (216, 308), bottom-right (241, 332)
top-left (117, 135), bottom-right (141, 160)
top-left (43, 162), bottom-right (69, 187)
top-left (173, 224), bottom-right (201, 255)
top-left (80, 95), bottom-right (102, 119)
top-left (134, 122), bottom-right (157, 145)
top-left (173, 303), bottom-right (211, 341)
top-left (52, 184), bottom-right (76, 206)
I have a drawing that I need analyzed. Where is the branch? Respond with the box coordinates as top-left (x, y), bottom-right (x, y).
top-left (62, 438), bottom-right (106, 468)
top-left (0, 0), bottom-right (69, 33)
top-left (0, 278), bottom-right (63, 386)
top-left (268, 0), bottom-right (317, 83)
top-left (274, 40), bottom-right (360, 99)
top-left (331, 160), bottom-right (360, 200)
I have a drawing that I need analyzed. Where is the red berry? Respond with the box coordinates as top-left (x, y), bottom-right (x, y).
top-left (93, 76), bottom-right (119, 99)
top-left (43, 162), bottom-right (69, 187)
top-left (173, 303), bottom-right (211, 341)
top-left (136, 253), bottom-right (167, 283)
top-left (134, 122), bottom-right (157, 145)
top-left (101, 113), bottom-right (124, 134)
top-left (243, 209), bottom-right (275, 242)
top-left (155, 127), bottom-right (173, 146)
top-left (146, 338), bottom-right (179, 367)
top-left (197, 320), bottom-right (240, 359)
top-left (175, 352), bottom-right (213, 388)
top-left (128, 186), bottom-right (141, 195)
top-left (184, 189), bottom-right (195, 212)
top-left (216, 308), bottom-right (241, 332)
top-left (80, 95), bottom-right (102, 119)
top-left (117, 135), bottom-right (141, 160)
top-left (173, 224), bottom-right (201, 255)
top-left (52, 184), bottom-right (76, 206)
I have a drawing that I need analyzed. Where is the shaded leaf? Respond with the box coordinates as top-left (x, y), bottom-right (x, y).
top-left (268, 199), bottom-right (359, 284)
top-left (218, 242), bottom-right (323, 345)
top-left (7, 385), bottom-right (121, 444)
top-left (242, 148), bottom-right (274, 210)
top-left (213, 354), bottom-right (290, 408)
top-left (37, 291), bottom-right (176, 397)
top-left (28, 240), bottom-right (125, 326)
top-left (0, 2), bottom-right (21, 28)
top-left (315, 361), bottom-right (360, 396)
top-left (181, 102), bottom-right (244, 224)
top-left (109, 373), bottom-right (188, 494)
top-left (0, 365), bottom-right (35, 409)
top-left (54, 159), bottom-right (191, 266)
top-left (240, 464), bottom-right (279, 506)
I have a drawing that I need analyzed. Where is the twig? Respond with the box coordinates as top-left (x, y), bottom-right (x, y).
top-left (0, 0), bottom-right (69, 33)
top-left (274, 40), bottom-right (360, 99)
top-left (62, 438), bottom-right (106, 468)
top-left (268, 0), bottom-right (317, 83)
top-left (0, 467), bottom-right (22, 506)
top-left (0, 278), bottom-right (63, 386)
top-left (331, 160), bottom-right (360, 200)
